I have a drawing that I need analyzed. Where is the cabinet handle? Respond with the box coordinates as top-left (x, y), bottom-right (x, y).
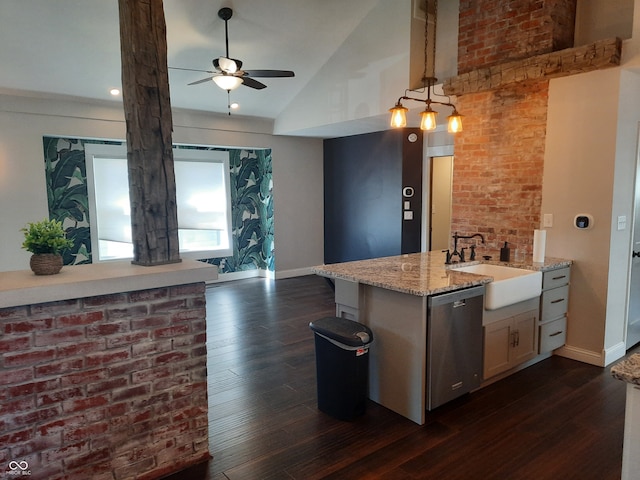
top-left (552, 275), bottom-right (567, 280)
top-left (511, 330), bottom-right (520, 347)
top-left (549, 331), bottom-right (563, 337)
top-left (550, 298), bottom-right (565, 304)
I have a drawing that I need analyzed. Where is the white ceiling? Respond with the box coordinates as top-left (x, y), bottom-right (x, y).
top-left (0, 0), bottom-right (385, 134)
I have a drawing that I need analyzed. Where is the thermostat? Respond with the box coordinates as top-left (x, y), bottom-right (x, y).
top-left (574, 214), bottom-right (593, 229)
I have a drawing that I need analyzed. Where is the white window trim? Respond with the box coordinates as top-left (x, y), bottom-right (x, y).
top-left (85, 143), bottom-right (233, 262)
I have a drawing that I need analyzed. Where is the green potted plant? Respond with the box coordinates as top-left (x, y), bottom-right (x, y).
top-left (21, 218), bottom-right (74, 275)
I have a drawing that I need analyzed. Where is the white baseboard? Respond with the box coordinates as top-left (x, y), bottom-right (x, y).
top-left (274, 267), bottom-right (315, 279)
top-left (206, 269), bottom-right (262, 283)
top-left (554, 341), bottom-right (627, 367)
top-left (603, 341), bottom-right (627, 366)
top-left (205, 266), bottom-right (314, 284)
top-left (555, 344), bottom-right (606, 366)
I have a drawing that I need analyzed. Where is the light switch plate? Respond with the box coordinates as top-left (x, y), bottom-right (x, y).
top-left (618, 215), bottom-right (627, 231)
top-left (543, 213), bottom-right (553, 228)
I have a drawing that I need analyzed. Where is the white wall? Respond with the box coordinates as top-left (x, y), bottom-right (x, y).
top-left (0, 93), bottom-right (324, 275)
top-left (543, 69), bottom-right (620, 365)
top-left (542, 39), bottom-right (640, 367)
top-left (605, 69), bottom-right (640, 360)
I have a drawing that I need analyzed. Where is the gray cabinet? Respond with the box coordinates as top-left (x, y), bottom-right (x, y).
top-left (483, 308), bottom-right (538, 379)
top-left (539, 267), bottom-right (570, 353)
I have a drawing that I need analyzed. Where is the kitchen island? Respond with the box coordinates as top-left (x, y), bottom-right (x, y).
top-left (313, 251), bottom-right (571, 424)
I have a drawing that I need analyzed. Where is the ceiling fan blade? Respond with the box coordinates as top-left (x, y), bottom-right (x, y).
top-left (240, 77), bottom-right (267, 90)
top-left (188, 77), bottom-right (214, 86)
top-left (170, 66), bottom-right (216, 74)
top-left (243, 70), bottom-right (295, 78)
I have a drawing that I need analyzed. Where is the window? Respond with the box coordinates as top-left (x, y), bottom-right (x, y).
top-left (85, 144), bottom-right (232, 261)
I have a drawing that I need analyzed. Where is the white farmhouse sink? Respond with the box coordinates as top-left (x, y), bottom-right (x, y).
top-left (452, 264), bottom-right (542, 310)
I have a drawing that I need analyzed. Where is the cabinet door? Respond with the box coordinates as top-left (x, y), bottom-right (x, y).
top-left (483, 317), bottom-right (512, 379)
top-left (512, 311), bottom-right (538, 365)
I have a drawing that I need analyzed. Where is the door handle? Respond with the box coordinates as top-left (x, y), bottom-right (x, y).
top-left (634, 251), bottom-right (640, 258)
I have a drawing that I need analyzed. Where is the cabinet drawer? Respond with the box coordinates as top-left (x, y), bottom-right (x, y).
top-left (541, 285), bottom-right (569, 322)
top-left (542, 267), bottom-right (570, 290)
top-left (539, 316), bottom-right (566, 353)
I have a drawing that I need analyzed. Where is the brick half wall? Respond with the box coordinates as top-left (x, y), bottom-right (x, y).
top-left (0, 283), bottom-right (209, 480)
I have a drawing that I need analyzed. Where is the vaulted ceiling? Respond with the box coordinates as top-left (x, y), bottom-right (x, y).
top-left (0, 0), bottom-right (387, 135)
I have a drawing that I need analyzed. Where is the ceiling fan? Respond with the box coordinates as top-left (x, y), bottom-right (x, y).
top-left (171, 7), bottom-right (295, 92)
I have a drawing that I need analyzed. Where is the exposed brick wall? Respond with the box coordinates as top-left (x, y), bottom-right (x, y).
top-left (449, 0), bottom-right (577, 255)
top-left (0, 283), bottom-right (209, 480)
top-left (451, 80), bottom-right (548, 254)
top-left (458, 0), bottom-right (577, 74)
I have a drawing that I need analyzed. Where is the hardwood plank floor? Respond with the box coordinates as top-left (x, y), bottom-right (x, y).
top-left (164, 275), bottom-right (631, 480)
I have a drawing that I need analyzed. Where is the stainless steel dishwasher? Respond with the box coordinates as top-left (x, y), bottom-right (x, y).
top-left (427, 285), bottom-right (484, 410)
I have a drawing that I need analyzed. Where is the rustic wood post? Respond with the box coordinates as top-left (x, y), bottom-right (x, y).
top-left (118, 0), bottom-right (180, 266)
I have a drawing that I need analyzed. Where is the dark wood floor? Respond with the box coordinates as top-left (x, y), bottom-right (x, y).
top-left (164, 275), bottom-right (631, 480)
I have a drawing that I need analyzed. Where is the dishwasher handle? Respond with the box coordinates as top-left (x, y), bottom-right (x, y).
top-left (428, 285), bottom-right (484, 308)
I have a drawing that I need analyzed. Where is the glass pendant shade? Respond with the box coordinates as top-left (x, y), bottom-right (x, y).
top-left (447, 111), bottom-right (463, 133)
top-left (389, 103), bottom-right (408, 128)
top-left (419, 107), bottom-right (437, 131)
top-left (213, 75), bottom-right (243, 91)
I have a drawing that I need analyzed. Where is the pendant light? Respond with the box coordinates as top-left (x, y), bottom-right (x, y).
top-left (447, 108), bottom-right (463, 133)
top-left (419, 106), bottom-right (437, 131)
top-left (389, 101), bottom-right (408, 128)
top-left (388, 0), bottom-right (462, 133)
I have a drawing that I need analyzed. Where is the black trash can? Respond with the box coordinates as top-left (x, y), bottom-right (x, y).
top-left (309, 316), bottom-right (373, 421)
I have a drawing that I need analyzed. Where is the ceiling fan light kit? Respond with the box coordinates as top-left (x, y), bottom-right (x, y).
top-left (212, 75), bottom-right (243, 90)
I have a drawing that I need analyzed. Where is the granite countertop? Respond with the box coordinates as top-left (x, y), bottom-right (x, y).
top-left (611, 353), bottom-right (640, 385)
top-left (312, 251), bottom-right (572, 297)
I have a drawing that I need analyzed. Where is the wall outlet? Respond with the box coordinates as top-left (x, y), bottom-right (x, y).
top-left (543, 213), bottom-right (553, 228)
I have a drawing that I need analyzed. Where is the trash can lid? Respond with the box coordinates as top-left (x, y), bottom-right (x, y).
top-left (309, 316), bottom-right (373, 346)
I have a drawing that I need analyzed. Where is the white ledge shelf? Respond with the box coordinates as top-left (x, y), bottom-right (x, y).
top-left (0, 259), bottom-right (218, 309)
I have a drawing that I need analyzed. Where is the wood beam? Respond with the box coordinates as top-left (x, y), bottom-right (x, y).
top-left (118, 0), bottom-right (180, 266)
top-left (444, 37), bottom-right (622, 96)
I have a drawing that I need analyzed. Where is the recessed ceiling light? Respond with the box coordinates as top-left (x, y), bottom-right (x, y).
top-left (109, 88), bottom-right (121, 96)
top-left (230, 102), bottom-right (239, 109)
